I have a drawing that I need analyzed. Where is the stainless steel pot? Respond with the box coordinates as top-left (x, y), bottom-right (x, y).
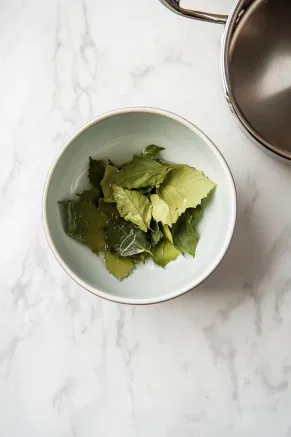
top-left (160, 0), bottom-right (291, 162)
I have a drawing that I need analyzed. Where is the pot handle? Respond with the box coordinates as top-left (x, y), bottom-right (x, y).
top-left (159, 0), bottom-right (228, 24)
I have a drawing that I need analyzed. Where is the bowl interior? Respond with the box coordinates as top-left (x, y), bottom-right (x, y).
top-left (45, 110), bottom-right (236, 304)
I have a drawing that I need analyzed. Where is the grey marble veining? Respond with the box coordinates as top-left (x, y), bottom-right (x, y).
top-left (0, 0), bottom-right (291, 436)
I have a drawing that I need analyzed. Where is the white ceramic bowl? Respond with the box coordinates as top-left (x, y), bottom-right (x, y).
top-left (43, 108), bottom-right (236, 305)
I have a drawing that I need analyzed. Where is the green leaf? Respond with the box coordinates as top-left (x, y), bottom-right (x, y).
top-left (113, 185), bottom-right (152, 232)
top-left (143, 145), bottom-right (165, 158)
top-left (172, 211), bottom-right (199, 257)
top-left (115, 156), bottom-right (171, 189)
top-left (157, 158), bottom-right (175, 170)
top-left (150, 221), bottom-right (163, 246)
top-left (187, 205), bottom-right (203, 225)
top-left (98, 198), bottom-right (120, 222)
top-left (151, 165), bottom-right (215, 226)
top-left (76, 188), bottom-right (100, 204)
top-left (150, 194), bottom-right (177, 227)
top-left (104, 251), bottom-right (134, 280)
top-left (88, 158), bottom-right (106, 189)
top-left (59, 200), bottom-right (106, 253)
top-left (161, 224), bottom-right (173, 243)
top-left (101, 164), bottom-right (118, 202)
top-left (131, 253), bottom-right (149, 265)
top-left (152, 238), bottom-right (180, 268)
top-left (105, 219), bottom-right (151, 257)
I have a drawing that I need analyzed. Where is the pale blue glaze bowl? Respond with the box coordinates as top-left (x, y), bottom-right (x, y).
top-left (43, 108), bottom-right (236, 304)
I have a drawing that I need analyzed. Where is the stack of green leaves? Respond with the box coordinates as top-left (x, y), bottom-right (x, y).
top-left (59, 145), bottom-right (216, 280)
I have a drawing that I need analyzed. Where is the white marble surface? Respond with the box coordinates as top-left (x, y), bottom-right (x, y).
top-left (1, 0), bottom-right (291, 435)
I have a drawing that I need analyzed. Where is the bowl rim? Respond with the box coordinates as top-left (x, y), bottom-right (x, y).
top-left (43, 107), bottom-right (237, 305)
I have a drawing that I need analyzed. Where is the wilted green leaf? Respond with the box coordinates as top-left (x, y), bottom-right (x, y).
top-left (59, 148), bottom-right (216, 281)
top-left (104, 251), bottom-right (134, 280)
top-left (105, 219), bottom-right (151, 257)
top-left (150, 221), bottom-right (163, 247)
top-left (152, 238), bottom-right (180, 268)
top-left (76, 187), bottom-right (100, 204)
top-left (151, 165), bottom-right (215, 226)
top-left (59, 200), bottom-right (106, 253)
top-left (172, 211), bottom-right (199, 257)
top-left (98, 198), bottom-right (120, 222)
top-left (115, 156), bottom-right (171, 189)
top-left (131, 253), bottom-right (149, 265)
top-left (161, 224), bottom-right (173, 243)
top-left (143, 145), bottom-right (165, 158)
top-left (113, 185), bottom-right (152, 232)
top-left (101, 164), bottom-right (118, 202)
top-left (88, 158), bottom-right (106, 189)
top-left (187, 205), bottom-right (203, 225)
top-left (157, 158), bottom-right (175, 170)
top-left (150, 194), bottom-right (177, 227)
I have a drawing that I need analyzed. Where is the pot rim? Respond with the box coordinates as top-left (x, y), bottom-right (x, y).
top-left (221, 0), bottom-right (291, 162)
